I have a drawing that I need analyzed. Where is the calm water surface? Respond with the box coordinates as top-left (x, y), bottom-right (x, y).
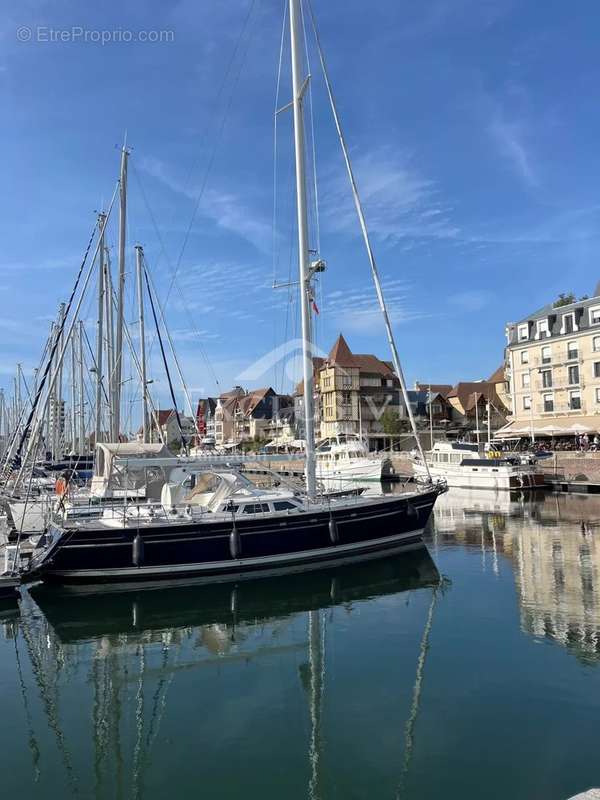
top-left (1, 488), bottom-right (600, 799)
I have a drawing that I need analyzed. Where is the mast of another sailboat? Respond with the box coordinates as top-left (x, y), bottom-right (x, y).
top-left (94, 213), bottom-right (106, 446)
top-left (113, 141), bottom-right (129, 442)
top-left (135, 245), bottom-right (149, 444)
top-left (78, 321), bottom-right (86, 454)
top-left (289, 0), bottom-right (317, 498)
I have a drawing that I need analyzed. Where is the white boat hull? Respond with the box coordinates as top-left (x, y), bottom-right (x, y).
top-left (413, 462), bottom-right (545, 491)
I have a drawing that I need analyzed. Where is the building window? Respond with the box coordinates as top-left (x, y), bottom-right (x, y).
top-left (594, 336), bottom-right (600, 353)
top-left (521, 373), bottom-right (530, 388)
top-left (520, 350), bottom-right (529, 364)
top-left (541, 346), bottom-right (551, 364)
top-left (518, 324), bottom-right (529, 341)
top-left (568, 365), bottom-right (579, 385)
top-left (596, 388), bottom-right (600, 404)
top-left (541, 369), bottom-right (553, 388)
top-left (523, 396), bottom-right (531, 410)
top-left (589, 306), bottom-right (600, 326)
top-left (567, 341), bottom-right (578, 360)
top-left (543, 394), bottom-right (554, 413)
top-left (569, 391), bottom-right (581, 411)
top-left (536, 319), bottom-right (550, 339)
top-left (594, 362), bottom-right (600, 379)
top-left (562, 313), bottom-right (575, 334)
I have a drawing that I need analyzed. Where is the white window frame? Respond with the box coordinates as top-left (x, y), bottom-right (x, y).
top-left (541, 345), bottom-right (552, 364)
top-left (521, 372), bottom-right (530, 388)
top-left (540, 369), bottom-right (553, 388)
top-left (594, 362), bottom-right (600, 380)
top-left (589, 305), bottom-right (600, 326)
top-left (522, 396), bottom-right (531, 410)
top-left (542, 393), bottom-right (554, 413)
top-left (535, 319), bottom-right (550, 339)
top-left (520, 350), bottom-right (529, 364)
top-left (561, 312), bottom-right (577, 335)
top-left (569, 390), bottom-right (582, 410)
top-left (594, 336), bottom-right (600, 353)
top-left (568, 364), bottom-right (580, 385)
top-left (596, 388), bottom-right (600, 404)
top-left (517, 324), bottom-right (529, 342)
top-left (566, 341), bottom-right (579, 361)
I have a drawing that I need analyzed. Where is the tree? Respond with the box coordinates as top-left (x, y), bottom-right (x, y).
top-left (553, 292), bottom-right (576, 308)
top-left (379, 409), bottom-right (408, 435)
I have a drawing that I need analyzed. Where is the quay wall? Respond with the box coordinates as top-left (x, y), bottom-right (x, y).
top-left (247, 452), bottom-right (600, 484)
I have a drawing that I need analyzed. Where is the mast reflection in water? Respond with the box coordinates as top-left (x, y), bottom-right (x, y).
top-left (0, 551), bottom-right (440, 799)
top-left (4, 491), bottom-right (600, 799)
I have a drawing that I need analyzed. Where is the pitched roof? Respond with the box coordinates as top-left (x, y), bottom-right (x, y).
top-left (414, 382), bottom-right (453, 397)
top-left (155, 409), bottom-right (175, 426)
top-left (487, 366), bottom-right (505, 384)
top-left (327, 334), bottom-right (356, 367)
top-left (447, 382), bottom-right (500, 411)
top-left (353, 354), bottom-right (395, 377)
top-left (239, 387), bottom-right (274, 415)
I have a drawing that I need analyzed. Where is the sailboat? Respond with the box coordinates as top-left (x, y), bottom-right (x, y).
top-left (20, 0), bottom-right (443, 587)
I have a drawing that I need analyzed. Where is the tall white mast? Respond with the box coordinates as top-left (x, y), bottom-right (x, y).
top-left (289, 0), bottom-right (317, 498)
top-left (70, 336), bottom-right (77, 452)
top-left (135, 245), bottom-right (149, 443)
top-left (94, 213), bottom-right (106, 446)
top-left (15, 364), bottom-right (22, 440)
top-left (78, 321), bottom-right (86, 453)
top-left (113, 143), bottom-right (129, 442)
top-left (104, 249), bottom-right (115, 440)
top-left (53, 303), bottom-right (66, 461)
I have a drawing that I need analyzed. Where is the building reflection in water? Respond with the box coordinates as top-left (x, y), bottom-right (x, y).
top-left (431, 488), bottom-right (600, 663)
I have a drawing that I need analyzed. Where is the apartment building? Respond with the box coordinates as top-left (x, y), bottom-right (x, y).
top-left (504, 292), bottom-right (600, 435)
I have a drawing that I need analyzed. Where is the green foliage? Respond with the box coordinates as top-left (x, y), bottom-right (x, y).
top-left (379, 409), bottom-right (409, 435)
top-left (553, 292), bottom-right (576, 308)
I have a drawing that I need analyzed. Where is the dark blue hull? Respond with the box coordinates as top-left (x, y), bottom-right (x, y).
top-left (26, 490), bottom-right (439, 585)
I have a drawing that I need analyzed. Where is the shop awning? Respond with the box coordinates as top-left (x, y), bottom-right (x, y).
top-left (495, 417), bottom-right (600, 437)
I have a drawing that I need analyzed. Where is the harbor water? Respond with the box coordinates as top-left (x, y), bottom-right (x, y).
top-left (1, 487), bottom-right (600, 799)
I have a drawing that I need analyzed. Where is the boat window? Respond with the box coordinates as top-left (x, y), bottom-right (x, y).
top-left (242, 503), bottom-right (270, 514)
top-left (273, 501), bottom-right (297, 511)
top-left (223, 502), bottom-right (239, 513)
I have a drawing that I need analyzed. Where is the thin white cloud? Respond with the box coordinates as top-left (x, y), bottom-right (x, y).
top-left (489, 114), bottom-right (537, 188)
top-left (322, 275), bottom-right (430, 334)
top-left (321, 147), bottom-right (459, 242)
top-left (139, 155), bottom-right (272, 253)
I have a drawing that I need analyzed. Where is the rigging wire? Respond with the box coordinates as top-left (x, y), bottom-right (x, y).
top-left (305, 0), bottom-right (431, 477)
top-left (143, 265), bottom-right (189, 453)
top-left (131, 163), bottom-right (220, 391)
top-left (160, 0), bottom-right (258, 311)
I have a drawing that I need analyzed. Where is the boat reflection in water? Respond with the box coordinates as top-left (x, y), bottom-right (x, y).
top-left (3, 550), bottom-right (440, 799)
top-left (431, 487), bottom-right (600, 663)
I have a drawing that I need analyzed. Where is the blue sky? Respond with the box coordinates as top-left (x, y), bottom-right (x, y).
top-left (2, 0), bottom-right (600, 413)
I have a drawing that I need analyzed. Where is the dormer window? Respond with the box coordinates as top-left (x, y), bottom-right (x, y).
top-left (589, 306), bottom-right (600, 326)
top-left (536, 319), bottom-right (550, 339)
top-left (561, 312), bottom-right (577, 334)
top-left (517, 324), bottom-right (529, 342)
